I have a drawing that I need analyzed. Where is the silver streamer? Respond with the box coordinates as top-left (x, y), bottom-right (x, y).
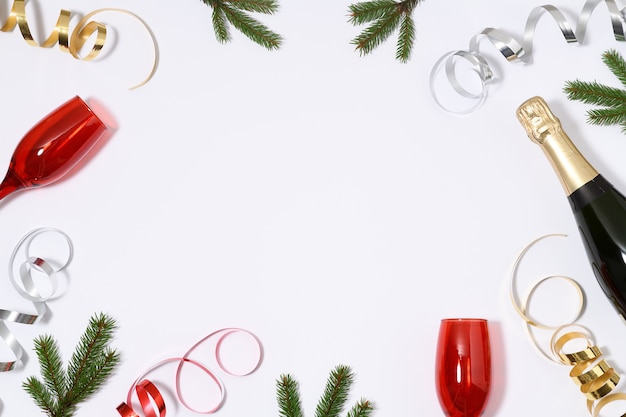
top-left (0, 228), bottom-right (73, 371)
top-left (429, 0), bottom-right (626, 114)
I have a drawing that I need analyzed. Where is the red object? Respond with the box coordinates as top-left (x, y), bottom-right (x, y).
top-left (0, 96), bottom-right (107, 200)
top-left (436, 318), bottom-right (492, 417)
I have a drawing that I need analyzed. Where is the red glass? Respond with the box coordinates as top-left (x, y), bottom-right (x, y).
top-left (436, 318), bottom-right (492, 417)
top-left (0, 96), bottom-right (107, 200)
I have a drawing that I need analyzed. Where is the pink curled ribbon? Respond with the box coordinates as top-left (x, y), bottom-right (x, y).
top-left (0, 227), bottom-right (74, 371)
top-left (430, 0), bottom-right (626, 113)
top-left (117, 328), bottom-right (263, 417)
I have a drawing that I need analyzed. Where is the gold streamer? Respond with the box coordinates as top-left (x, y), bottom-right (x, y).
top-left (511, 234), bottom-right (626, 416)
top-left (0, 0), bottom-right (157, 89)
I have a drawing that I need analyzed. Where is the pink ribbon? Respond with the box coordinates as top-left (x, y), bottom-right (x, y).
top-left (117, 328), bottom-right (263, 416)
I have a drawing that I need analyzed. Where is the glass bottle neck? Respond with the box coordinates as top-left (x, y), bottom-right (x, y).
top-left (539, 129), bottom-right (598, 196)
top-left (516, 96), bottom-right (598, 196)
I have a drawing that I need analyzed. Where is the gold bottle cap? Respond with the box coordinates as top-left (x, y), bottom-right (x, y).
top-left (515, 96), bottom-right (598, 195)
top-left (516, 96), bottom-right (561, 144)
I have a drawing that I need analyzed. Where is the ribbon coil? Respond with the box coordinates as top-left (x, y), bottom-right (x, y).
top-left (511, 234), bottom-right (626, 416)
top-left (1, 1), bottom-right (157, 89)
top-left (117, 328), bottom-right (263, 417)
top-left (430, 0), bottom-right (626, 113)
top-left (0, 227), bottom-right (73, 371)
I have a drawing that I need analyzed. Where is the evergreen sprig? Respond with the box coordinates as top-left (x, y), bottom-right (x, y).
top-left (564, 49), bottom-right (626, 133)
top-left (200, 0), bottom-right (282, 50)
top-left (23, 312), bottom-right (121, 417)
top-left (348, 0), bottom-right (423, 62)
top-left (277, 365), bottom-right (374, 417)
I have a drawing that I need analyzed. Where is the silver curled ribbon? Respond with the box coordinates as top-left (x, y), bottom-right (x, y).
top-left (430, 0), bottom-right (626, 114)
top-left (0, 227), bottom-right (73, 372)
top-left (511, 234), bottom-right (626, 416)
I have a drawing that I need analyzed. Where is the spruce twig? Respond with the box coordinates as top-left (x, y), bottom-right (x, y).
top-left (276, 365), bottom-right (374, 417)
top-left (564, 49), bottom-right (626, 133)
top-left (200, 0), bottom-right (282, 50)
top-left (315, 365), bottom-right (353, 417)
top-left (22, 312), bottom-right (121, 417)
top-left (277, 374), bottom-right (305, 417)
top-left (348, 0), bottom-right (423, 62)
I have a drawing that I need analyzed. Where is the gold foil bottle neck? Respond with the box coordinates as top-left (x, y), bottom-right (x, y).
top-left (516, 96), bottom-right (598, 196)
top-left (516, 96), bottom-right (562, 144)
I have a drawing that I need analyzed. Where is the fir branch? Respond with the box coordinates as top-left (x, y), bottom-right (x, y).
top-left (351, 9), bottom-right (402, 56)
top-left (200, 0), bottom-right (282, 50)
top-left (315, 365), bottom-right (354, 417)
top-left (222, 2), bottom-right (282, 50)
top-left (276, 365), bottom-right (374, 417)
top-left (564, 80), bottom-right (626, 108)
top-left (564, 49), bottom-right (626, 133)
top-left (35, 334), bottom-right (67, 401)
top-left (348, 0), bottom-right (424, 62)
top-left (348, 0), bottom-right (397, 25)
top-left (212, 4), bottom-right (230, 43)
top-left (345, 399), bottom-right (374, 417)
top-left (587, 106), bottom-right (626, 127)
top-left (396, 11), bottom-right (415, 62)
top-left (23, 376), bottom-right (57, 415)
top-left (22, 312), bottom-right (121, 417)
top-left (229, 0), bottom-right (279, 14)
top-left (277, 374), bottom-right (305, 417)
top-left (603, 48), bottom-right (626, 88)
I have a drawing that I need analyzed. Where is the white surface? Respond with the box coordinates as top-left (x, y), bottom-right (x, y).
top-left (2, 0), bottom-right (626, 416)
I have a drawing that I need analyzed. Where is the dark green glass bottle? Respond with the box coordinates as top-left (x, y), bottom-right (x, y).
top-left (516, 96), bottom-right (626, 320)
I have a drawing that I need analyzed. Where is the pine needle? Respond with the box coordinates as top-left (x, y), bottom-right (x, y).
top-left (22, 312), bottom-right (121, 417)
top-left (276, 365), bottom-right (374, 417)
top-left (564, 49), bottom-right (626, 133)
top-left (348, 0), bottom-right (397, 25)
top-left (212, 4), bottom-right (230, 43)
top-left (315, 365), bottom-right (354, 417)
top-left (351, 9), bottom-right (402, 56)
top-left (200, 0), bottom-right (282, 50)
top-left (603, 48), bottom-right (626, 88)
top-left (277, 374), bottom-right (305, 417)
top-left (346, 399), bottom-right (375, 417)
top-left (221, 2), bottom-right (282, 50)
top-left (348, 0), bottom-right (423, 61)
top-left (396, 11), bottom-right (415, 62)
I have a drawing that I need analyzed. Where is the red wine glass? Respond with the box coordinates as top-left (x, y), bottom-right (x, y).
top-left (0, 96), bottom-right (107, 201)
top-left (436, 318), bottom-right (492, 417)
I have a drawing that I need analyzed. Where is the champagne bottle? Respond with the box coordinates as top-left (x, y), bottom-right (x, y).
top-left (516, 96), bottom-right (626, 320)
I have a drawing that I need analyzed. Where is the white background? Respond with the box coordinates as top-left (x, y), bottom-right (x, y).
top-left (3, 0), bottom-right (626, 416)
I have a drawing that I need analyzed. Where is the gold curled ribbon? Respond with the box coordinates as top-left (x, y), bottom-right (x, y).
top-left (0, 228), bottom-right (73, 371)
top-left (430, 0), bottom-right (626, 113)
top-left (511, 234), bottom-right (626, 416)
top-left (71, 8), bottom-right (159, 90)
top-left (0, 1), bottom-right (157, 89)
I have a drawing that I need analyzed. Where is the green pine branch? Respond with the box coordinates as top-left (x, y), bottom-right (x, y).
top-left (348, 0), bottom-right (424, 62)
top-left (277, 365), bottom-right (374, 417)
top-left (200, 0), bottom-right (282, 50)
top-left (23, 312), bottom-right (121, 417)
top-left (277, 374), bottom-right (305, 417)
top-left (564, 49), bottom-right (626, 133)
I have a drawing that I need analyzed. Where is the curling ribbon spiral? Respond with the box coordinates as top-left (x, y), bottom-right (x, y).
top-left (0, 227), bottom-right (73, 372)
top-left (430, 0), bottom-right (626, 113)
top-left (117, 328), bottom-right (263, 417)
top-left (511, 234), bottom-right (626, 416)
top-left (1, 0), bottom-right (157, 89)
